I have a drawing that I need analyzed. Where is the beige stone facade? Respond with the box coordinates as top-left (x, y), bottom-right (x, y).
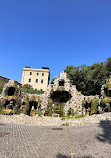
top-left (21, 67), bottom-right (50, 91)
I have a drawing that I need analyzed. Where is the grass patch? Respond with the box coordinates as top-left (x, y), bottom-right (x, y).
top-left (75, 114), bottom-right (85, 119)
top-left (60, 114), bottom-right (85, 119)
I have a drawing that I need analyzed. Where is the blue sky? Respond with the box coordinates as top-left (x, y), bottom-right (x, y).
top-left (0, 0), bottom-right (111, 83)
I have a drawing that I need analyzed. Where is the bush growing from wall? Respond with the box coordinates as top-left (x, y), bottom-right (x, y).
top-left (100, 96), bottom-right (111, 112)
top-left (0, 108), bottom-right (4, 114)
top-left (82, 98), bottom-right (91, 114)
top-left (53, 103), bottom-right (65, 117)
top-left (24, 95), bottom-right (30, 115)
top-left (44, 101), bottom-right (65, 117)
top-left (13, 105), bottom-right (21, 114)
top-left (0, 85), bottom-right (3, 94)
top-left (90, 98), bottom-right (99, 115)
top-left (21, 84), bottom-right (44, 94)
top-left (67, 108), bottom-right (75, 117)
top-left (82, 97), bottom-right (100, 115)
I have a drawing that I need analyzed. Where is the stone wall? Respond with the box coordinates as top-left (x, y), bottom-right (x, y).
top-left (1, 80), bottom-right (21, 98)
top-left (0, 80), bottom-right (21, 109)
top-left (0, 80), bottom-right (40, 115)
top-left (0, 73), bottom-right (100, 115)
top-left (40, 72), bottom-right (99, 114)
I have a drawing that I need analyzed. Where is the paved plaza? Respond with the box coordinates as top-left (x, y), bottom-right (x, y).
top-left (0, 121), bottom-right (111, 158)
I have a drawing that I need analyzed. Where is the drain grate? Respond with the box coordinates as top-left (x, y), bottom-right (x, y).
top-left (0, 132), bottom-right (9, 138)
top-left (0, 124), bottom-right (5, 126)
top-left (52, 128), bottom-right (63, 130)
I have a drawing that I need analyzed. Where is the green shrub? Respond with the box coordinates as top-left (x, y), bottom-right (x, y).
top-left (82, 98), bottom-right (91, 112)
top-left (21, 84), bottom-right (44, 94)
top-left (0, 85), bottom-right (3, 94)
top-left (30, 109), bottom-right (37, 116)
top-left (67, 108), bottom-right (75, 117)
top-left (75, 114), bottom-right (85, 119)
top-left (36, 110), bottom-right (43, 116)
top-left (100, 97), bottom-right (111, 112)
top-left (13, 106), bottom-right (21, 114)
top-left (53, 103), bottom-right (65, 117)
top-left (0, 108), bottom-right (4, 114)
top-left (45, 103), bottom-right (65, 117)
top-left (90, 98), bottom-right (98, 115)
top-left (30, 109), bottom-right (43, 116)
top-left (44, 106), bottom-right (53, 116)
top-left (24, 95), bottom-right (30, 115)
top-left (105, 103), bottom-right (110, 111)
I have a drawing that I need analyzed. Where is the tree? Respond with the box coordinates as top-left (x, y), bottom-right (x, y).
top-left (106, 57), bottom-right (111, 74)
top-left (63, 57), bottom-right (111, 96)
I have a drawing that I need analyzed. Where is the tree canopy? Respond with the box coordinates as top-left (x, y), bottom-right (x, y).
top-left (64, 57), bottom-right (111, 96)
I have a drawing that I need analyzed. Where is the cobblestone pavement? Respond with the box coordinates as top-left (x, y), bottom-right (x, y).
top-left (0, 121), bottom-right (111, 158)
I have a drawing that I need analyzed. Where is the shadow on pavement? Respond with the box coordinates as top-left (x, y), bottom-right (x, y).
top-left (97, 120), bottom-right (111, 145)
top-left (56, 153), bottom-right (93, 158)
top-left (56, 154), bottom-right (69, 158)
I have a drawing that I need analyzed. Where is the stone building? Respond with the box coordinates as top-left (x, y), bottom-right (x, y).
top-left (21, 67), bottom-right (50, 91)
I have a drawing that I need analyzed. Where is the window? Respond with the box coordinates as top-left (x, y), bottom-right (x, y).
top-left (29, 79), bottom-right (31, 82)
top-left (59, 80), bottom-right (64, 86)
top-left (42, 73), bottom-right (44, 76)
top-left (41, 79), bottom-right (43, 83)
top-left (36, 79), bottom-right (38, 83)
top-left (30, 72), bottom-right (32, 75)
top-left (37, 72), bottom-right (39, 76)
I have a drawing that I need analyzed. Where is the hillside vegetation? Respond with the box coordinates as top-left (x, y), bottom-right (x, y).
top-left (64, 57), bottom-right (111, 96)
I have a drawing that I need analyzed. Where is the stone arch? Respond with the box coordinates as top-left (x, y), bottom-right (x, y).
top-left (50, 91), bottom-right (72, 103)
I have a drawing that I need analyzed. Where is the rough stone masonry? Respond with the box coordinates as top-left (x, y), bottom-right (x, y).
top-left (40, 72), bottom-right (99, 114)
